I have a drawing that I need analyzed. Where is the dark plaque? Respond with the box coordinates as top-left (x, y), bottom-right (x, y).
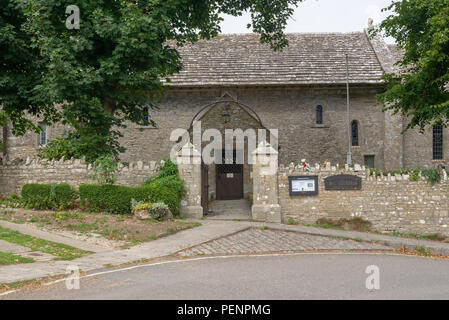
top-left (324, 174), bottom-right (362, 190)
top-left (288, 176), bottom-right (319, 196)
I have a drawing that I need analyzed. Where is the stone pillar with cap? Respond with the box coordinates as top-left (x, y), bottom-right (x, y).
top-left (177, 142), bottom-right (203, 219)
top-left (251, 141), bottom-right (281, 223)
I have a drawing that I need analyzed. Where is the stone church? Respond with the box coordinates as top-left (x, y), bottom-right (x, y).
top-left (1, 29), bottom-right (447, 201)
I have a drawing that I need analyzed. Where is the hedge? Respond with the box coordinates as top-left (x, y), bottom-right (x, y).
top-left (142, 159), bottom-right (185, 216)
top-left (79, 184), bottom-right (152, 214)
top-left (21, 183), bottom-right (76, 209)
top-left (146, 176), bottom-right (184, 215)
top-left (79, 178), bottom-right (184, 216)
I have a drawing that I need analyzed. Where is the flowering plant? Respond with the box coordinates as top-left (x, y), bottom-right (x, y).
top-left (89, 154), bottom-right (119, 185)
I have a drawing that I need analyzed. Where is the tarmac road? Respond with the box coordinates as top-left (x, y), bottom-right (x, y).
top-left (3, 253), bottom-right (449, 300)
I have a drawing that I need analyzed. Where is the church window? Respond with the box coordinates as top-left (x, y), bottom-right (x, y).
top-left (316, 105), bottom-right (323, 124)
top-left (143, 107), bottom-right (149, 124)
top-left (351, 120), bottom-right (359, 146)
top-left (39, 123), bottom-right (47, 146)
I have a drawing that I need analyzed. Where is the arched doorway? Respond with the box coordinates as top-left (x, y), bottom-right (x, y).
top-left (188, 98), bottom-right (271, 209)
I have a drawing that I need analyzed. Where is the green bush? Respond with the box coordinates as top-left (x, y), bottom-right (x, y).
top-left (37, 136), bottom-right (79, 161)
top-left (88, 154), bottom-right (119, 185)
top-left (79, 184), bottom-right (152, 214)
top-left (142, 159), bottom-right (184, 216)
top-left (421, 169), bottom-right (441, 185)
top-left (143, 158), bottom-right (179, 185)
top-left (145, 175), bottom-right (185, 216)
top-left (21, 183), bottom-right (76, 210)
top-left (54, 183), bottom-right (77, 205)
top-left (0, 193), bottom-right (23, 208)
top-left (149, 203), bottom-right (171, 221)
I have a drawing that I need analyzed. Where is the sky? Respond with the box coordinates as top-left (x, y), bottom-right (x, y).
top-left (220, 0), bottom-right (395, 43)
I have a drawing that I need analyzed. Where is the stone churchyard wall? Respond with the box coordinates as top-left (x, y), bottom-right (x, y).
top-left (0, 157), bottom-right (161, 194)
top-left (278, 163), bottom-right (449, 237)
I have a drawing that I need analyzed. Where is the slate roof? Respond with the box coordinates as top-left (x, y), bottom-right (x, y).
top-left (164, 32), bottom-right (387, 87)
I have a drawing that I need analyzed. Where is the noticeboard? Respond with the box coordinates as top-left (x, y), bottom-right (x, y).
top-left (288, 176), bottom-right (319, 196)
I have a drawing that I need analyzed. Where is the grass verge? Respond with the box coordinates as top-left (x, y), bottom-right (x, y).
top-left (0, 251), bottom-right (34, 265)
top-left (0, 226), bottom-right (91, 260)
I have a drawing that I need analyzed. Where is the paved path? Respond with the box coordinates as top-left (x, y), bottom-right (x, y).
top-left (0, 239), bottom-right (55, 262)
top-left (0, 240), bottom-right (31, 254)
top-left (4, 254), bottom-right (449, 299)
top-left (178, 228), bottom-right (390, 256)
top-left (0, 220), bottom-right (246, 283)
top-left (1, 219), bottom-right (449, 284)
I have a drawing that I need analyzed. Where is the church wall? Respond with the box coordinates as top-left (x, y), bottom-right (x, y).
top-left (2, 85), bottom-right (447, 171)
top-left (402, 119), bottom-right (449, 169)
top-left (279, 166), bottom-right (449, 237)
top-left (119, 85), bottom-right (388, 168)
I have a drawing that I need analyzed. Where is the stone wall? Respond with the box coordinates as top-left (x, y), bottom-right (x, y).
top-left (2, 86), bottom-right (448, 170)
top-left (6, 85), bottom-right (444, 171)
top-left (278, 164), bottom-right (449, 236)
top-left (0, 157), bottom-right (160, 194)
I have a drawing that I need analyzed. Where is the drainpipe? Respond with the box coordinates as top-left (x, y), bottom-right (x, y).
top-left (346, 53), bottom-right (352, 165)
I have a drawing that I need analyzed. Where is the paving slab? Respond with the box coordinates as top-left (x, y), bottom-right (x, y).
top-left (19, 251), bottom-right (56, 262)
top-left (0, 220), bottom-right (112, 253)
top-left (0, 240), bottom-right (31, 254)
top-left (199, 220), bottom-right (449, 256)
top-left (178, 228), bottom-right (391, 257)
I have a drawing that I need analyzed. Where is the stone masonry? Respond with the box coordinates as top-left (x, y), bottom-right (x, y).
top-left (0, 156), bottom-right (160, 194)
top-left (177, 227), bottom-right (391, 257)
top-left (278, 164), bottom-right (449, 237)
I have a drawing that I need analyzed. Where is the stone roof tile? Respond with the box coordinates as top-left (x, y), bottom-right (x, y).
top-left (164, 32), bottom-right (385, 87)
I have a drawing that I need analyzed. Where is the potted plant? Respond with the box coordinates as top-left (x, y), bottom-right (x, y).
top-left (132, 200), bottom-right (152, 220)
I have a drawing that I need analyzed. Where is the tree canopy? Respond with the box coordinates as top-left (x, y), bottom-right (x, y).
top-left (373, 0), bottom-right (449, 132)
top-left (0, 0), bottom-right (302, 162)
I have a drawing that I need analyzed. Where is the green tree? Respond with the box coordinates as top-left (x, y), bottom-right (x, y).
top-left (1, 0), bottom-right (303, 162)
top-left (373, 0), bottom-right (449, 131)
top-left (0, 0), bottom-right (61, 135)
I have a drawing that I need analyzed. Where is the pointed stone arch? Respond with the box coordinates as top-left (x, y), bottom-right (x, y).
top-left (188, 99), bottom-right (273, 203)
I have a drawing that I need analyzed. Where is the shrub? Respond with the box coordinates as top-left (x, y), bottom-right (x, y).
top-left (54, 183), bottom-right (77, 206)
top-left (149, 203), bottom-right (171, 221)
top-left (143, 159), bottom-right (185, 216)
top-left (79, 184), bottom-right (152, 214)
top-left (21, 183), bottom-right (76, 210)
top-left (89, 154), bottom-right (119, 185)
top-left (37, 137), bottom-right (79, 161)
top-left (0, 193), bottom-right (23, 208)
top-left (146, 176), bottom-right (185, 216)
top-left (143, 158), bottom-right (178, 185)
top-left (421, 169), bottom-right (441, 185)
top-left (409, 169), bottom-right (420, 181)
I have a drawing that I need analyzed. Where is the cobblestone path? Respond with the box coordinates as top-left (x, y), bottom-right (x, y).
top-left (177, 228), bottom-right (392, 256)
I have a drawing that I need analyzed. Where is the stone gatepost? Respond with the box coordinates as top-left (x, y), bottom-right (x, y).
top-left (251, 142), bottom-right (281, 223)
top-left (177, 143), bottom-right (203, 219)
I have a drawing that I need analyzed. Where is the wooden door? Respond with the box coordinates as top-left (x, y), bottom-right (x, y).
top-left (216, 163), bottom-right (243, 200)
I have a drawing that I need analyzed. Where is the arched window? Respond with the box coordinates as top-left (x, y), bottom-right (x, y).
top-left (316, 105), bottom-right (323, 124)
top-left (433, 124), bottom-right (443, 160)
top-left (38, 122), bottom-right (47, 146)
top-left (351, 120), bottom-right (359, 146)
top-left (142, 106), bottom-right (149, 124)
